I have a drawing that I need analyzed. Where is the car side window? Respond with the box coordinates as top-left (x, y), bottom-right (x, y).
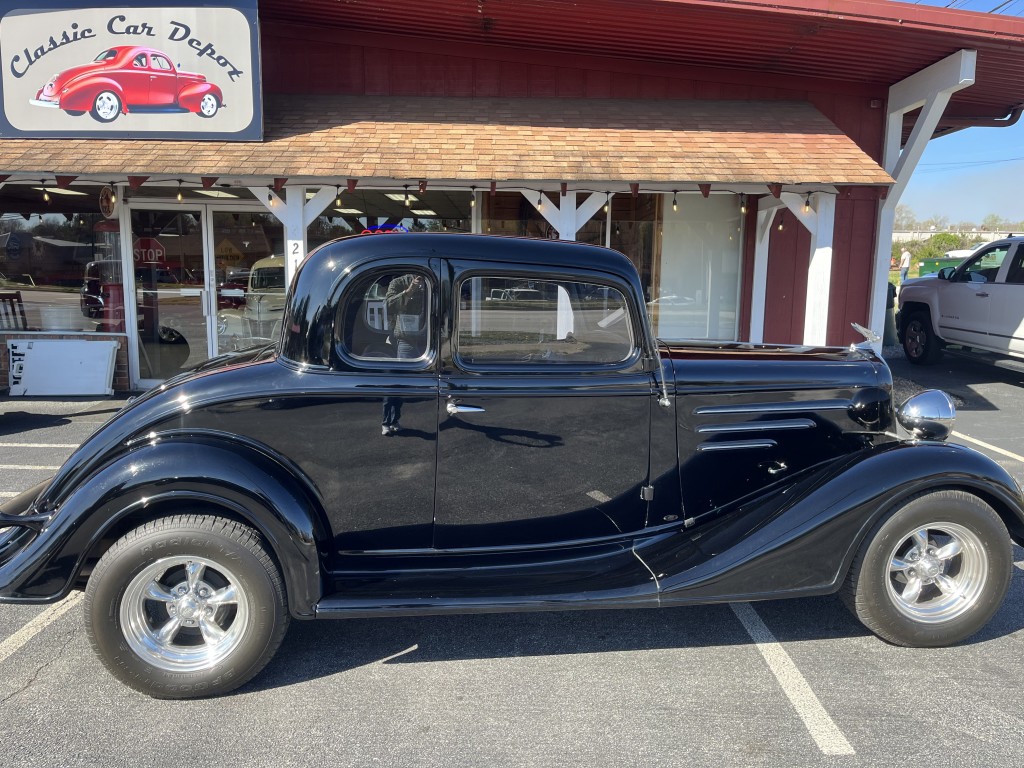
top-left (1004, 246), bottom-right (1024, 285)
top-left (151, 55), bottom-right (173, 71)
top-left (132, 54), bottom-right (148, 68)
top-left (456, 276), bottom-right (634, 366)
top-left (336, 268), bottom-right (433, 364)
top-left (957, 246), bottom-right (1009, 283)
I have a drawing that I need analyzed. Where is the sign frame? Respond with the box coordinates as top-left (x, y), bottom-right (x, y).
top-left (0, 0), bottom-right (262, 141)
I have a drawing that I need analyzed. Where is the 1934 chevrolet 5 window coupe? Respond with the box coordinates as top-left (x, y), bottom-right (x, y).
top-left (1, 234), bottom-right (1022, 698)
top-left (30, 46), bottom-right (223, 123)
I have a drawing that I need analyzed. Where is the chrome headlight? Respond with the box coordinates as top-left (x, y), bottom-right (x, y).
top-left (896, 390), bottom-right (955, 440)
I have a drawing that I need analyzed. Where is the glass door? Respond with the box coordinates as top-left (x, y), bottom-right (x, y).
top-left (129, 207), bottom-right (210, 381)
top-left (211, 210), bottom-right (285, 355)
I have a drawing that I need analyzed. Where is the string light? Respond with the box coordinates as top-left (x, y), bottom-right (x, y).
top-left (672, 191), bottom-right (678, 212)
top-left (109, 183), bottom-right (117, 205)
top-left (177, 180), bottom-right (183, 202)
top-left (41, 179), bottom-right (49, 203)
top-left (740, 194), bottom-right (747, 215)
top-left (335, 185), bottom-right (342, 207)
top-left (803, 194), bottom-right (811, 213)
top-left (537, 191), bottom-right (543, 208)
top-left (777, 213), bottom-right (785, 231)
top-left (604, 192), bottom-right (610, 214)
top-left (404, 185), bottom-right (410, 207)
top-left (470, 186), bottom-right (476, 207)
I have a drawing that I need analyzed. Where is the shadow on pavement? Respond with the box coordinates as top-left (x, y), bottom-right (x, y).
top-left (886, 352), bottom-right (1024, 413)
top-left (241, 574), bottom-right (1024, 694)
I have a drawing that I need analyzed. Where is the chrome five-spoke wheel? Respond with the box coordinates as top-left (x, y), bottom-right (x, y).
top-left (842, 489), bottom-right (1011, 647)
top-left (886, 523), bottom-right (987, 623)
top-left (120, 556), bottom-right (250, 672)
top-left (85, 515), bottom-right (289, 698)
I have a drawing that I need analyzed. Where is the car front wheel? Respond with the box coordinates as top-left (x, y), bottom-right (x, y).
top-left (198, 93), bottom-right (220, 118)
top-left (842, 490), bottom-right (1011, 647)
top-left (901, 310), bottom-right (942, 364)
top-left (90, 90), bottom-right (122, 123)
top-left (84, 514), bottom-right (289, 698)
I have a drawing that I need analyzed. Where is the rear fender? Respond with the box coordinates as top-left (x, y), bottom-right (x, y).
top-left (1, 436), bottom-right (329, 617)
top-left (647, 441), bottom-right (1024, 603)
top-left (59, 77), bottom-right (125, 113)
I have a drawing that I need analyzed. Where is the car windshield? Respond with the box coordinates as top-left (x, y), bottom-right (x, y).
top-left (94, 49), bottom-right (118, 62)
top-left (251, 267), bottom-right (285, 290)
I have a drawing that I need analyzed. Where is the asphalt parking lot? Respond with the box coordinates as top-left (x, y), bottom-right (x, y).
top-left (1, 352), bottom-right (1024, 768)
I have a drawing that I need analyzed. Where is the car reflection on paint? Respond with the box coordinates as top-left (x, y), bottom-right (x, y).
top-left (30, 46), bottom-right (224, 123)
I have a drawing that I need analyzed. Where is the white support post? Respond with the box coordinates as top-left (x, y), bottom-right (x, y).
top-left (524, 190), bottom-right (604, 240)
top-left (250, 184), bottom-right (336, 283)
top-left (778, 192), bottom-right (836, 347)
top-left (867, 49), bottom-right (976, 349)
top-left (750, 198), bottom-right (783, 343)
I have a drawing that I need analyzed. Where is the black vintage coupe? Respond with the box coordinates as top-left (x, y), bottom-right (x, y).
top-left (1, 233), bottom-right (1022, 698)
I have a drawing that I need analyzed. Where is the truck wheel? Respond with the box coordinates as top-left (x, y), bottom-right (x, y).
top-left (84, 514), bottom-right (289, 698)
top-left (90, 91), bottom-right (122, 123)
top-left (902, 310), bottom-right (942, 364)
top-left (841, 490), bottom-right (1011, 647)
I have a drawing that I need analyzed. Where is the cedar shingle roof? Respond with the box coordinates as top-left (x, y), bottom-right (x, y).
top-left (0, 96), bottom-right (891, 186)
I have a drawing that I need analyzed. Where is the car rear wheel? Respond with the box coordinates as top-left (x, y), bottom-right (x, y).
top-left (901, 310), bottom-right (942, 364)
top-left (90, 90), bottom-right (122, 123)
top-left (841, 490), bottom-right (1011, 647)
top-left (84, 514), bottom-right (289, 698)
top-left (64, 110), bottom-right (85, 117)
top-left (198, 94), bottom-right (220, 118)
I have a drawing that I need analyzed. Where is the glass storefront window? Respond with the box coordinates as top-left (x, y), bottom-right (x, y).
top-left (0, 188), bottom-right (120, 333)
top-left (654, 194), bottom-right (741, 340)
top-left (481, 191), bottom-right (557, 238)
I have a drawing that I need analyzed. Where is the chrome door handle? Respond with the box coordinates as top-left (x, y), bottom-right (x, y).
top-left (446, 402), bottom-right (485, 415)
top-left (976, 292), bottom-right (989, 297)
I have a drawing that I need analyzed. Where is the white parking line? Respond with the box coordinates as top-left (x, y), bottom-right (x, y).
top-left (731, 603), bottom-right (855, 756)
top-left (0, 465), bottom-right (59, 471)
top-left (0, 592), bottom-right (83, 666)
top-left (0, 443), bottom-right (79, 449)
top-left (952, 431), bottom-right (1024, 465)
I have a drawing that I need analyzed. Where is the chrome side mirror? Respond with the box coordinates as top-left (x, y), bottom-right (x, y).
top-left (896, 390), bottom-right (955, 440)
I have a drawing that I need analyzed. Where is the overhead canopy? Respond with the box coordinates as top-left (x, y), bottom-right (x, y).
top-left (0, 96), bottom-right (890, 186)
top-left (260, 0), bottom-right (1024, 137)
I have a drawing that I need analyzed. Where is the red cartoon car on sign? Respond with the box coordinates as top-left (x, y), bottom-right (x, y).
top-left (30, 46), bottom-right (224, 123)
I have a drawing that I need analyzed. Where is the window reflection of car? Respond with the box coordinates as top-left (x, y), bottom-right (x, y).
top-left (30, 46), bottom-right (224, 123)
top-left (217, 255), bottom-right (288, 350)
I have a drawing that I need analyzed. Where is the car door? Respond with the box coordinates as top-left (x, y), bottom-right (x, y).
top-left (120, 52), bottom-right (152, 106)
top-left (937, 243), bottom-right (1011, 348)
top-left (435, 260), bottom-right (654, 549)
top-left (987, 242), bottom-right (1024, 354)
top-left (147, 54), bottom-right (178, 106)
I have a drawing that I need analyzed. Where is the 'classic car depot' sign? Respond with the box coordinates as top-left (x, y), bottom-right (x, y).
top-left (0, 1), bottom-right (261, 140)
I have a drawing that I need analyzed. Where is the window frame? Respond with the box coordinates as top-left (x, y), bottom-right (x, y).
top-left (450, 268), bottom-right (643, 374)
top-left (331, 263), bottom-right (437, 372)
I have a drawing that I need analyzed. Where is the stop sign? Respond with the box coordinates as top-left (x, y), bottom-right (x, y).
top-left (133, 237), bottom-right (166, 262)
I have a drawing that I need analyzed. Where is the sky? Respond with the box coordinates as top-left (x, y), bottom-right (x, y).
top-left (899, 0), bottom-right (1024, 224)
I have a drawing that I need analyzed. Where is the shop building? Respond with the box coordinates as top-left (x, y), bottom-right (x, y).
top-left (1, 0), bottom-right (1023, 392)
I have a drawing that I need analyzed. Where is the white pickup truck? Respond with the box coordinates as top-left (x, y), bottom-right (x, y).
top-left (898, 235), bottom-right (1024, 364)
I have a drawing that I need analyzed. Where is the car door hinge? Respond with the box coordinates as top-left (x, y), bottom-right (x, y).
top-left (640, 485), bottom-right (655, 501)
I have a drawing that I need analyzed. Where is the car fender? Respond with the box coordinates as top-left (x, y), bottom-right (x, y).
top-left (651, 440), bottom-right (1024, 603)
top-left (57, 76), bottom-right (126, 113)
top-left (0, 435), bottom-right (330, 617)
top-left (177, 82), bottom-right (222, 112)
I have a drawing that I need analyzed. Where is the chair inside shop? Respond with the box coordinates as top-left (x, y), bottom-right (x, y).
top-left (0, 291), bottom-right (28, 330)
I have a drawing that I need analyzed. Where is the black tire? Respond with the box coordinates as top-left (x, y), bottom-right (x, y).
top-left (64, 110), bottom-right (85, 117)
top-left (89, 90), bottom-right (122, 123)
top-left (901, 310), bottom-right (943, 365)
top-left (84, 514), bottom-right (289, 698)
top-left (841, 490), bottom-right (1011, 647)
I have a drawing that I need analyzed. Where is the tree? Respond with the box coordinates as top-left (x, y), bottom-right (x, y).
top-left (982, 213), bottom-right (1009, 232)
top-left (894, 204), bottom-right (918, 231)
